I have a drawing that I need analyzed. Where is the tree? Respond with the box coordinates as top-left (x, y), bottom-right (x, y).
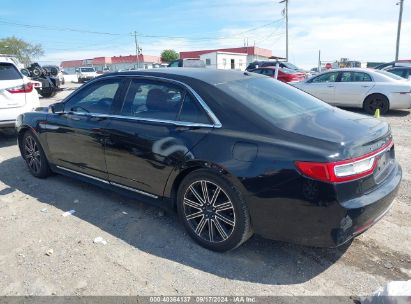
top-left (161, 49), bottom-right (179, 63)
top-left (0, 36), bottom-right (44, 66)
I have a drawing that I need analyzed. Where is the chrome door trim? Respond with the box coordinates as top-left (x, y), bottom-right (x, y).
top-left (56, 165), bottom-right (158, 199)
top-left (56, 165), bottom-right (109, 184)
top-left (110, 182), bottom-right (158, 199)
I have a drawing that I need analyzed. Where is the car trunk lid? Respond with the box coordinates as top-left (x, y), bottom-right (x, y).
top-left (276, 107), bottom-right (390, 160)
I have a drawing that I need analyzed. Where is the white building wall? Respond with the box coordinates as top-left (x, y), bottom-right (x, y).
top-left (200, 52), bottom-right (247, 71)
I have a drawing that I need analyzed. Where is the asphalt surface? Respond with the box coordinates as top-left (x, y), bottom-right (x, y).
top-left (0, 81), bottom-right (410, 297)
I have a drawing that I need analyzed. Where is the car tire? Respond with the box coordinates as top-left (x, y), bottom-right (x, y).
top-left (40, 90), bottom-right (57, 98)
top-left (177, 169), bottom-right (253, 252)
top-left (22, 131), bottom-right (52, 178)
top-left (363, 94), bottom-right (389, 115)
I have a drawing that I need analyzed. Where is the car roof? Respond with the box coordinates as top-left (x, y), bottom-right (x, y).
top-left (101, 68), bottom-right (261, 86)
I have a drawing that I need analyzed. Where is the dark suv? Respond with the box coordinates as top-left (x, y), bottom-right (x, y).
top-left (385, 67), bottom-right (411, 80)
top-left (167, 59), bottom-right (206, 68)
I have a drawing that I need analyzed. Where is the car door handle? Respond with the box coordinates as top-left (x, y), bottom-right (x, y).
top-left (361, 85), bottom-right (370, 88)
top-left (327, 85), bottom-right (334, 88)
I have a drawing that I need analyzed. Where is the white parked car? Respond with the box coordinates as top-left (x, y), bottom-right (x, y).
top-left (76, 67), bottom-right (98, 83)
top-left (0, 61), bottom-right (40, 128)
top-left (292, 68), bottom-right (411, 114)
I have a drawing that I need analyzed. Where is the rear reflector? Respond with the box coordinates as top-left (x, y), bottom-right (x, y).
top-left (6, 82), bottom-right (33, 94)
top-left (295, 140), bottom-right (393, 183)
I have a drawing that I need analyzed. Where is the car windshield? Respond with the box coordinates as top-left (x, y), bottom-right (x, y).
top-left (283, 62), bottom-right (300, 70)
top-left (281, 67), bottom-right (300, 74)
top-left (374, 69), bottom-right (404, 81)
top-left (80, 68), bottom-right (95, 72)
top-left (218, 77), bottom-right (330, 121)
top-left (0, 62), bottom-right (22, 80)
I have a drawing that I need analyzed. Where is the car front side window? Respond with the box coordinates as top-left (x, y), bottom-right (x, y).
top-left (64, 79), bottom-right (122, 114)
top-left (310, 72), bottom-right (338, 83)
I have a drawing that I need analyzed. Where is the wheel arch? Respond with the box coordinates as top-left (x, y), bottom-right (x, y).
top-left (17, 125), bottom-right (38, 156)
top-left (363, 92), bottom-right (390, 107)
top-left (165, 160), bottom-right (247, 210)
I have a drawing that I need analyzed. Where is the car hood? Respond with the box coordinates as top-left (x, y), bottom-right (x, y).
top-left (275, 107), bottom-right (390, 160)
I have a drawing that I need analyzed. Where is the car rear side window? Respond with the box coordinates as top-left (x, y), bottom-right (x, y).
top-left (340, 72), bottom-right (372, 82)
top-left (178, 94), bottom-right (211, 124)
top-left (218, 77), bottom-right (330, 121)
top-left (0, 63), bottom-right (22, 80)
top-left (121, 80), bottom-right (183, 121)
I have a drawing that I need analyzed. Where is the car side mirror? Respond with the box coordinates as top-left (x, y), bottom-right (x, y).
top-left (50, 102), bottom-right (65, 114)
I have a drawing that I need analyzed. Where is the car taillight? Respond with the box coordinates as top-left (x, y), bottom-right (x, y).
top-left (6, 82), bottom-right (34, 94)
top-left (295, 140), bottom-right (393, 183)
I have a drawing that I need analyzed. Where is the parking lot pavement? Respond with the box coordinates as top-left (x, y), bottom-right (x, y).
top-left (39, 81), bottom-right (82, 107)
top-left (0, 88), bottom-right (410, 296)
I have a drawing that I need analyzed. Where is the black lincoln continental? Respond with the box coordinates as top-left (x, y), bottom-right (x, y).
top-left (16, 68), bottom-right (402, 251)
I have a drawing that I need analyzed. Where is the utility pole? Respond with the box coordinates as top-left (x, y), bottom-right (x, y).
top-left (395, 0), bottom-right (404, 61)
top-left (279, 0), bottom-right (289, 61)
top-left (318, 49), bottom-right (321, 72)
top-left (133, 31), bottom-right (141, 69)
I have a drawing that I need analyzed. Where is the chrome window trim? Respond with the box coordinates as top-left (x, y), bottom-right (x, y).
top-left (56, 165), bottom-right (158, 199)
top-left (66, 111), bottom-right (216, 128)
top-left (62, 74), bottom-right (222, 128)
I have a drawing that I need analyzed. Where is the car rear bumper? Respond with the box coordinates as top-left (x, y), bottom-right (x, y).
top-left (0, 94), bottom-right (40, 129)
top-left (248, 161), bottom-right (402, 247)
top-left (390, 94), bottom-right (411, 109)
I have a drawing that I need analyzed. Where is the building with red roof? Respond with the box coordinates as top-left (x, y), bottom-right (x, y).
top-left (180, 46), bottom-right (276, 71)
top-left (61, 54), bottom-right (161, 74)
top-left (180, 46), bottom-right (273, 60)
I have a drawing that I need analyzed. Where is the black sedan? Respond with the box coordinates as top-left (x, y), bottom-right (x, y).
top-left (16, 68), bottom-right (402, 251)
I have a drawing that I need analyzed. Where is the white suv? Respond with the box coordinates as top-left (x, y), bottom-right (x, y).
top-left (76, 67), bottom-right (98, 83)
top-left (0, 60), bottom-right (40, 128)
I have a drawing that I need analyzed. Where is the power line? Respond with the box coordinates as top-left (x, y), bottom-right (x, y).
top-left (0, 19), bottom-right (124, 36)
top-left (0, 17), bottom-right (284, 41)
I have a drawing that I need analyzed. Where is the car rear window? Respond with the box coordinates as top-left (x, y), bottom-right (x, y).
top-left (374, 69), bottom-right (404, 81)
top-left (217, 77), bottom-right (330, 121)
top-left (0, 63), bottom-right (22, 80)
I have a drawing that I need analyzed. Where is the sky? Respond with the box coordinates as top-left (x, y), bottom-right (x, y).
top-left (0, 0), bottom-right (410, 69)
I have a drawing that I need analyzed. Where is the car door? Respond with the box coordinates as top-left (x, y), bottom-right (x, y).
top-left (45, 77), bottom-right (125, 180)
top-left (300, 72), bottom-right (338, 104)
top-left (104, 77), bottom-right (214, 198)
top-left (334, 71), bottom-right (375, 107)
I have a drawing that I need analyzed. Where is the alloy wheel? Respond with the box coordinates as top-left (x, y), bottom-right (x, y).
top-left (24, 135), bottom-right (42, 174)
top-left (183, 180), bottom-right (236, 243)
